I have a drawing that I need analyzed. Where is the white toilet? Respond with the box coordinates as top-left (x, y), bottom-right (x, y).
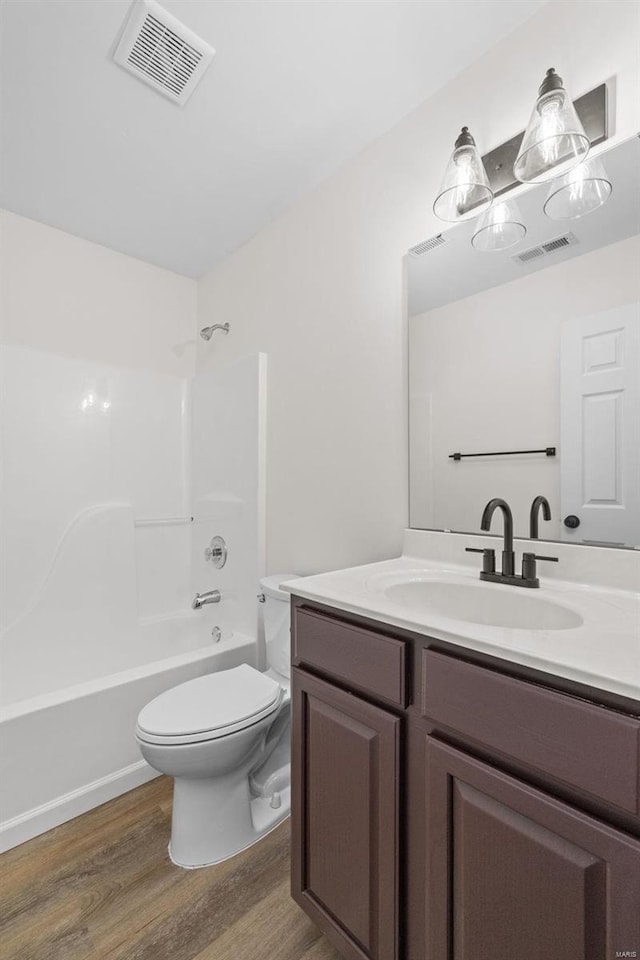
top-left (136, 574), bottom-right (298, 868)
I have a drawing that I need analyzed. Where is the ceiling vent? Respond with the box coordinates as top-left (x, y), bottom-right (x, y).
top-left (409, 234), bottom-right (446, 257)
top-left (512, 232), bottom-right (579, 265)
top-left (113, 0), bottom-right (215, 105)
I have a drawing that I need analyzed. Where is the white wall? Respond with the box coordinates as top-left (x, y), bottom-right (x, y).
top-left (409, 234), bottom-right (640, 539)
top-left (0, 210), bottom-right (197, 376)
top-left (195, 0), bottom-right (640, 576)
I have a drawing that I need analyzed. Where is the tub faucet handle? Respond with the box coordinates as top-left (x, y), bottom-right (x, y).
top-left (204, 536), bottom-right (227, 568)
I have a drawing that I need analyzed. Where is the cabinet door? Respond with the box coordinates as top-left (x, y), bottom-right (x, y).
top-left (291, 667), bottom-right (400, 960)
top-left (426, 737), bottom-right (640, 960)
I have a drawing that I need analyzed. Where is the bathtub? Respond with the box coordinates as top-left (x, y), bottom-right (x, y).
top-left (0, 614), bottom-right (255, 852)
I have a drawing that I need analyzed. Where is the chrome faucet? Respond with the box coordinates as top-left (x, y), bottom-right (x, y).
top-left (529, 495), bottom-right (551, 539)
top-left (192, 589), bottom-right (221, 610)
top-left (466, 497), bottom-right (558, 588)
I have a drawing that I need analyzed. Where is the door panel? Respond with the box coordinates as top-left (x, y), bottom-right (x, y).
top-left (291, 668), bottom-right (399, 960)
top-left (560, 302), bottom-right (640, 545)
top-left (426, 737), bottom-right (640, 960)
top-left (452, 780), bottom-right (605, 959)
top-left (306, 697), bottom-right (375, 946)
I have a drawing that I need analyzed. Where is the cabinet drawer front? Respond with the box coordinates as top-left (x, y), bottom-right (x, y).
top-left (422, 650), bottom-right (640, 815)
top-left (293, 607), bottom-right (407, 707)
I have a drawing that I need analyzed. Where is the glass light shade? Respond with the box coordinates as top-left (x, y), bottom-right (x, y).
top-left (433, 127), bottom-right (493, 222)
top-left (543, 156), bottom-right (612, 220)
top-left (471, 199), bottom-right (526, 252)
top-left (514, 69), bottom-right (590, 184)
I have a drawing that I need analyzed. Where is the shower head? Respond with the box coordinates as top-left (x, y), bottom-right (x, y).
top-left (200, 323), bottom-right (230, 341)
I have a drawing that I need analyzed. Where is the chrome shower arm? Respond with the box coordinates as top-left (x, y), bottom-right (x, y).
top-left (200, 323), bottom-right (230, 341)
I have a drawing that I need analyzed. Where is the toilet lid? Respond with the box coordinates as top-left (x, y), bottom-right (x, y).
top-left (136, 664), bottom-right (282, 745)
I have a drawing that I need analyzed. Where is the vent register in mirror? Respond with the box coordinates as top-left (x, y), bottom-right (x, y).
top-left (410, 231), bottom-right (579, 265)
top-left (407, 134), bottom-right (640, 549)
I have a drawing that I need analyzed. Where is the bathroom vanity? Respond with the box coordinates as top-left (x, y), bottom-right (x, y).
top-left (286, 535), bottom-right (640, 960)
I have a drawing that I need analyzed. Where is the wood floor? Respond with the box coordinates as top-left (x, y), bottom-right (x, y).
top-left (0, 777), bottom-right (342, 960)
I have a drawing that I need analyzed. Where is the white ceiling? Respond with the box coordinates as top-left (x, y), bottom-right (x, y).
top-left (0, 0), bottom-right (545, 278)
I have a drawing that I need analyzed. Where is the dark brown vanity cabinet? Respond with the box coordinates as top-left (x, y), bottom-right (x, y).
top-left (291, 598), bottom-right (640, 960)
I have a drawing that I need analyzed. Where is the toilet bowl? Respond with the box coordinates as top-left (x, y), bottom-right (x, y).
top-left (136, 574), bottom-right (298, 868)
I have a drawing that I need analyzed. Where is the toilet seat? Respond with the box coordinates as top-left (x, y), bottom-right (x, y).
top-left (136, 664), bottom-right (283, 746)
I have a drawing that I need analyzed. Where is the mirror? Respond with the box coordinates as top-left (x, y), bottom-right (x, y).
top-left (408, 134), bottom-right (640, 547)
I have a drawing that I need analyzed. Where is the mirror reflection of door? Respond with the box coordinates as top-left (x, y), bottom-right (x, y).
top-left (560, 303), bottom-right (640, 546)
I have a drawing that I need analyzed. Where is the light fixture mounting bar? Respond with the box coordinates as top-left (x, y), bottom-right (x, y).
top-left (482, 84), bottom-right (607, 198)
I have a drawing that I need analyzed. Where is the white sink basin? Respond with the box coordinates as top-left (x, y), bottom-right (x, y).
top-left (383, 580), bottom-right (583, 631)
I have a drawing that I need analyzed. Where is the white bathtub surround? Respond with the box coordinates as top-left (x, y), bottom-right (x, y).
top-left (1, 504), bottom-right (139, 703)
top-left (135, 521), bottom-right (193, 622)
top-left (0, 345), bottom-right (192, 632)
top-left (190, 355), bottom-right (267, 647)
top-left (282, 530), bottom-right (640, 701)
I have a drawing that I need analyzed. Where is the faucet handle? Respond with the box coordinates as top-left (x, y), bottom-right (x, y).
top-left (522, 552), bottom-right (558, 584)
top-left (465, 547), bottom-right (496, 574)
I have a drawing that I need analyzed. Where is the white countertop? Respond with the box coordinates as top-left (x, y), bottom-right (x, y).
top-left (283, 534), bottom-right (640, 703)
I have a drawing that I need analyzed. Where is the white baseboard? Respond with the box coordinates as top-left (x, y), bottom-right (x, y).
top-left (0, 761), bottom-right (161, 853)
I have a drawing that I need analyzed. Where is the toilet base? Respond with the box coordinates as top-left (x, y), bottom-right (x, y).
top-left (168, 797), bottom-right (290, 869)
top-left (168, 769), bottom-right (291, 869)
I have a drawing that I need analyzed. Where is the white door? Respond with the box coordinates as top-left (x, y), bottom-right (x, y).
top-left (560, 302), bottom-right (640, 546)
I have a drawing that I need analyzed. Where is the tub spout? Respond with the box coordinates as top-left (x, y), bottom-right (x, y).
top-left (192, 590), bottom-right (221, 610)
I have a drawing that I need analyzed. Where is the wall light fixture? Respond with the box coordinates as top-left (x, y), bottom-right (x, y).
top-left (471, 198), bottom-right (526, 252)
top-left (433, 127), bottom-right (493, 223)
top-left (513, 68), bottom-right (590, 184)
top-left (543, 155), bottom-right (612, 220)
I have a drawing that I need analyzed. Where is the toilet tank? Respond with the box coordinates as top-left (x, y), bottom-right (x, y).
top-left (260, 574), bottom-right (299, 679)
